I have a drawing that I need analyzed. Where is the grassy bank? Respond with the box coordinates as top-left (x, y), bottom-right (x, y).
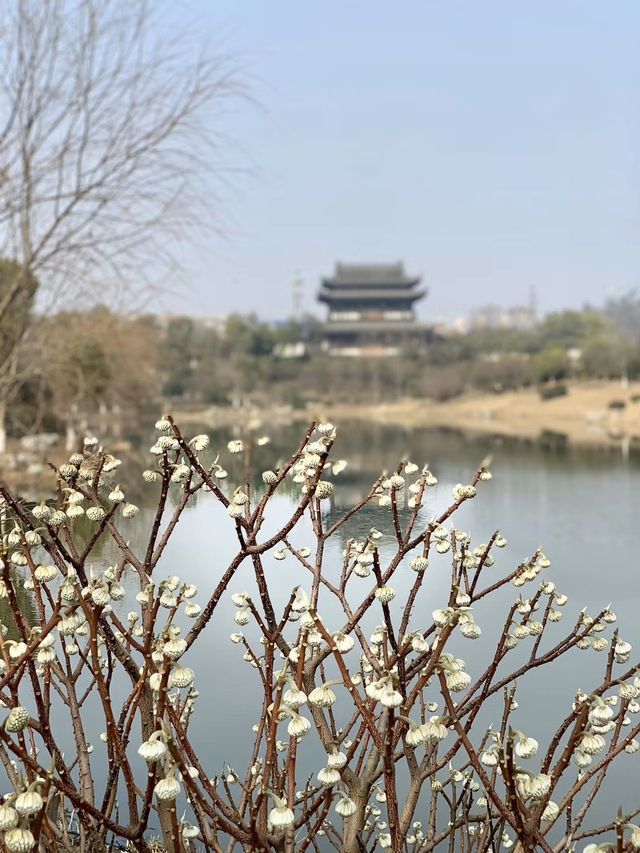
top-left (177, 380), bottom-right (640, 450)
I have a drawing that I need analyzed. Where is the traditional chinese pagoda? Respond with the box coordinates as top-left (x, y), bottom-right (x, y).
top-left (318, 262), bottom-right (427, 355)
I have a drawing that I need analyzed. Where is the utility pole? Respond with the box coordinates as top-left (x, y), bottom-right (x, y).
top-left (291, 272), bottom-right (304, 322)
top-left (529, 285), bottom-right (538, 319)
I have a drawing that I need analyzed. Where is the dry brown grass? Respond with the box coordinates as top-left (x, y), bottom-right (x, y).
top-left (315, 380), bottom-right (640, 448)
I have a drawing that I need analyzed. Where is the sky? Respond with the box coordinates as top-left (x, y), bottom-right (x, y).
top-left (165, 1), bottom-right (640, 324)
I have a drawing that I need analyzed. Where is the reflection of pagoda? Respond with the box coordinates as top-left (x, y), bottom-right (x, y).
top-left (318, 262), bottom-right (428, 356)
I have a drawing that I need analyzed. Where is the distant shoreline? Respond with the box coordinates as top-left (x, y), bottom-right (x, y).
top-left (176, 380), bottom-right (640, 451)
top-left (2, 379), bottom-right (638, 495)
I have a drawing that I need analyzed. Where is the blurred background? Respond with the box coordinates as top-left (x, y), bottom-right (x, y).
top-left (0, 0), bottom-right (638, 482)
top-left (0, 0), bottom-right (639, 824)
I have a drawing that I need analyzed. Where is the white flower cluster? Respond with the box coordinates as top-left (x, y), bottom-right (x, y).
top-left (436, 653), bottom-right (472, 693)
top-left (512, 549), bottom-right (551, 587)
top-left (376, 464), bottom-right (438, 509)
top-left (132, 576), bottom-right (205, 802)
top-left (343, 528), bottom-right (383, 579)
top-left (0, 782), bottom-right (47, 852)
top-left (289, 423), bottom-right (341, 498)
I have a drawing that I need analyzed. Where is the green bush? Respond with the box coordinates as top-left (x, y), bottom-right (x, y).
top-left (538, 383), bottom-right (568, 400)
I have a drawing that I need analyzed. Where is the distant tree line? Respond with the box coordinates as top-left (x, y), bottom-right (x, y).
top-left (2, 292), bottom-right (640, 445)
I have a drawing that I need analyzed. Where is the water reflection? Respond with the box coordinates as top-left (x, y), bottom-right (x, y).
top-left (6, 422), bottom-right (640, 835)
top-left (101, 423), bottom-right (639, 826)
top-left (0, 572), bottom-right (37, 638)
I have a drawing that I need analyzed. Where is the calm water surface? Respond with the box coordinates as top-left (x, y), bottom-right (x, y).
top-left (103, 424), bottom-right (640, 828)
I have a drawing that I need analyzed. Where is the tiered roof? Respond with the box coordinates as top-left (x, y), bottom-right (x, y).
top-left (319, 263), bottom-right (425, 304)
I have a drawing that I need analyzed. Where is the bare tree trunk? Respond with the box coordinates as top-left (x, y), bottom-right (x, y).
top-left (0, 399), bottom-right (5, 453)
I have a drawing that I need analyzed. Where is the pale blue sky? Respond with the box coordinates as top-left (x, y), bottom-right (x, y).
top-left (169, 1), bottom-right (640, 323)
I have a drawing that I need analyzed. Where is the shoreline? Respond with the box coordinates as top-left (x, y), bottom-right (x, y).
top-left (3, 381), bottom-right (638, 494)
top-left (175, 380), bottom-right (640, 451)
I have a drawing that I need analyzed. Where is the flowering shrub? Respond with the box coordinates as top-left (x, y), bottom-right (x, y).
top-left (0, 420), bottom-right (638, 853)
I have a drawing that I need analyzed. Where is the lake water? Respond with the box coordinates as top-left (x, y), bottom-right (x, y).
top-left (10, 423), bottom-right (640, 842)
top-left (106, 424), bottom-right (639, 834)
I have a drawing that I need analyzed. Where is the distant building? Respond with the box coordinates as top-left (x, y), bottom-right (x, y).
top-left (317, 262), bottom-right (427, 356)
top-left (273, 341), bottom-right (306, 359)
top-left (468, 304), bottom-right (537, 332)
top-left (155, 313), bottom-right (228, 331)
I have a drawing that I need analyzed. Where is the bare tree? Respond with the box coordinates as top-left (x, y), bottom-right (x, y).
top-left (0, 0), bottom-right (243, 450)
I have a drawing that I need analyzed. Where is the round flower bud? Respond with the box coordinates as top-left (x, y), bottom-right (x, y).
top-left (580, 733), bottom-right (605, 756)
top-left (86, 506), bottom-right (105, 522)
top-left (327, 750), bottom-right (347, 769)
top-left (5, 707), bottom-right (30, 733)
top-left (268, 803), bottom-right (294, 827)
top-left (109, 583), bottom-right (126, 601)
top-left (375, 586), bottom-right (396, 604)
top-left (154, 775), bottom-right (180, 800)
top-left (163, 637), bottom-right (187, 660)
top-left (459, 619), bottom-right (482, 640)
top-left (317, 766), bottom-right (341, 785)
top-left (14, 791), bottom-right (44, 816)
top-left (34, 564), bottom-right (58, 583)
top-left (4, 827), bottom-right (36, 852)
top-left (541, 801), bottom-right (559, 821)
top-left (287, 713), bottom-right (311, 738)
top-left (58, 464), bottom-right (77, 479)
top-left (283, 686), bottom-right (307, 708)
top-left (614, 639), bottom-right (632, 663)
top-left (332, 632), bottom-right (354, 653)
top-left (514, 735), bottom-right (538, 759)
top-left (168, 666), bottom-right (195, 689)
top-left (335, 796), bottom-right (357, 817)
top-left (379, 683), bottom-right (403, 708)
top-left (91, 586), bottom-right (110, 607)
top-left (315, 481), bottom-right (334, 499)
top-left (32, 502), bottom-right (52, 521)
top-left (138, 736), bottom-right (167, 763)
top-left (411, 556), bottom-right (429, 573)
top-left (308, 685), bottom-right (336, 707)
top-left (181, 822), bottom-right (200, 839)
top-left (189, 434), bottom-right (209, 452)
top-left (0, 805), bottom-right (19, 831)
top-left (445, 670), bottom-right (471, 692)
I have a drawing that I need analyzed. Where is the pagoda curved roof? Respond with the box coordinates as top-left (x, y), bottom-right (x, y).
top-left (323, 262), bottom-right (421, 287)
top-left (318, 286), bottom-right (426, 302)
